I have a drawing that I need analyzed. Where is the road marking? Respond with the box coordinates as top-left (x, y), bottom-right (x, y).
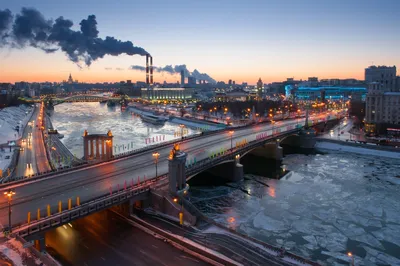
top-left (180, 255), bottom-right (199, 263)
top-left (101, 257), bottom-right (106, 261)
top-left (151, 245), bottom-right (158, 249)
top-left (83, 244), bottom-right (89, 249)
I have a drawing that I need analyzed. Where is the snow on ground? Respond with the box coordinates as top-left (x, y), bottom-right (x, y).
top-left (0, 105), bottom-right (34, 144)
top-left (0, 148), bottom-right (14, 174)
top-left (0, 238), bottom-right (42, 266)
top-left (170, 117), bottom-right (223, 131)
top-left (315, 141), bottom-right (400, 159)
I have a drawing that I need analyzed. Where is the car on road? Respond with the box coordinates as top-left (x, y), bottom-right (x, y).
top-left (20, 147), bottom-right (24, 151)
top-left (5, 155), bottom-right (10, 159)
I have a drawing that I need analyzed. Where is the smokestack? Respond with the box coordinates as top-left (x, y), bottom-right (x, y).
top-left (180, 70), bottom-right (185, 88)
top-left (146, 54), bottom-right (149, 85)
top-left (150, 56), bottom-right (153, 84)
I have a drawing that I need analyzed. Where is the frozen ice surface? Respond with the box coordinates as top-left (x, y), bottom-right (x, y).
top-left (302, 236), bottom-right (317, 246)
top-left (253, 212), bottom-right (286, 231)
top-left (316, 233), bottom-right (347, 252)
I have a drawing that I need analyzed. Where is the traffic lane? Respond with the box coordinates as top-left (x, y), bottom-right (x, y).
top-left (14, 110), bottom-right (38, 177)
top-left (46, 210), bottom-right (209, 266)
top-left (0, 115), bottom-right (322, 226)
top-left (32, 108), bottom-right (51, 173)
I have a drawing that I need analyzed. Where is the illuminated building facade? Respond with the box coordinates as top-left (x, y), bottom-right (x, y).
top-left (141, 87), bottom-right (194, 100)
top-left (286, 86), bottom-right (366, 101)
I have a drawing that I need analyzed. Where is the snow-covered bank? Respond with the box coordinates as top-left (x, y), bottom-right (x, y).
top-left (0, 238), bottom-right (43, 266)
top-left (315, 141), bottom-right (400, 159)
top-left (170, 117), bottom-right (224, 131)
top-left (0, 105), bottom-right (34, 144)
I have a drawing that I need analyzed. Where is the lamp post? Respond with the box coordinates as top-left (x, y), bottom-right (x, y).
top-left (179, 124), bottom-right (185, 140)
top-left (347, 252), bottom-right (354, 266)
top-left (152, 152), bottom-right (160, 178)
top-left (229, 130), bottom-right (234, 150)
top-left (4, 189), bottom-right (15, 233)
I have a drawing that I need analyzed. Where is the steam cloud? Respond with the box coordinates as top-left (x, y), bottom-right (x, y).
top-left (0, 8), bottom-right (149, 66)
top-left (130, 64), bottom-right (216, 84)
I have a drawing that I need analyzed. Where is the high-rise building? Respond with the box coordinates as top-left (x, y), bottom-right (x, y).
top-left (228, 79), bottom-right (232, 86)
top-left (365, 65), bottom-right (396, 91)
top-left (257, 78), bottom-right (263, 99)
top-left (68, 73), bottom-right (74, 84)
top-left (180, 70), bottom-right (185, 87)
top-left (365, 82), bottom-right (400, 134)
top-left (188, 77), bottom-right (196, 86)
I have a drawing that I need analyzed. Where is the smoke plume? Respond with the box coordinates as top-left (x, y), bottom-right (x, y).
top-left (130, 64), bottom-right (216, 84)
top-left (0, 8), bottom-right (149, 66)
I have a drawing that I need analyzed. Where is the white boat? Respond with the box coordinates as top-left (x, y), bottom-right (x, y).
top-left (141, 114), bottom-right (168, 125)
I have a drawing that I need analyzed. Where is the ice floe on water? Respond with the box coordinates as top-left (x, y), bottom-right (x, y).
top-left (190, 152), bottom-right (400, 265)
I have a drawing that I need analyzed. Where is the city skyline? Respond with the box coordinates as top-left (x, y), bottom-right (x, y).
top-left (0, 0), bottom-right (399, 84)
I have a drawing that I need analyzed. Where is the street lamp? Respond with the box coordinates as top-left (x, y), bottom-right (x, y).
top-left (4, 189), bottom-right (15, 233)
top-left (152, 152), bottom-right (160, 177)
top-left (179, 124), bottom-right (185, 140)
top-left (229, 130), bottom-right (234, 150)
top-left (347, 252), bottom-right (354, 266)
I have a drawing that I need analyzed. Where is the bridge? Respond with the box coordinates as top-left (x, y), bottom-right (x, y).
top-left (0, 113), bottom-right (338, 235)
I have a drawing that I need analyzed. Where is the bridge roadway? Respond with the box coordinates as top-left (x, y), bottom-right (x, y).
top-left (0, 112), bottom-right (332, 230)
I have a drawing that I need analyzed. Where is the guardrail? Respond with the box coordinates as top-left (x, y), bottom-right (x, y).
top-left (12, 183), bottom-right (152, 237)
top-left (185, 128), bottom-right (301, 177)
top-left (9, 173), bottom-right (169, 234)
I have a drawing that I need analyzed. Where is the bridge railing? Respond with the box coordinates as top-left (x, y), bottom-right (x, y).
top-left (10, 172), bottom-right (170, 235)
top-left (185, 128), bottom-right (301, 177)
top-left (11, 184), bottom-right (151, 237)
top-left (0, 118), bottom-right (257, 186)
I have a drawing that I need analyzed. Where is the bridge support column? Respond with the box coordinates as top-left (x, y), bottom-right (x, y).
top-left (96, 138), bottom-right (100, 159)
top-left (101, 139), bottom-right (105, 159)
top-left (90, 139), bottom-right (94, 159)
top-left (168, 144), bottom-right (188, 195)
top-left (233, 155), bottom-right (244, 182)
top-left (32, 233), bottom-right (46, 254)
top-left (84, 136), bottom-right (89, 160)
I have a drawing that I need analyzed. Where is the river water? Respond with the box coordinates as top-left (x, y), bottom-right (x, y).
top-left (50, 103), bottom-right (400, 265)
top-left (50, 102), bottom-right (195, 158)
top-left (190, 151), bottom-right (400, 265)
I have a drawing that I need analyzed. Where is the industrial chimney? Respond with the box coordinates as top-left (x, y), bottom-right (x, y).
top-left (150, 56), bottom-right (153, 84)
top-left (146, 54), bottom-right (150, 85)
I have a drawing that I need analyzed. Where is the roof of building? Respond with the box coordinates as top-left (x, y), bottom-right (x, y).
top-left (384, 92), bottom-right (400, 96)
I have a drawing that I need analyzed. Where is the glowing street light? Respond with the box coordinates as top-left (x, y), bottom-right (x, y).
top-left (347, 252), bottom-right (354, 266)
top-left (179, 124), bottom-right (185, 140)
top-left (229, 130), bottom-right (234, 149)
top-left (152, 152), bottom-right (160, 177)
top-left (4, 189), bottom-right (15, 233)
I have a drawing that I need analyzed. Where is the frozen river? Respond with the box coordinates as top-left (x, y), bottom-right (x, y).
top-left (190, 151), bottom-right (400, 265)
top-left (50, 102), bottom-right (196, 158)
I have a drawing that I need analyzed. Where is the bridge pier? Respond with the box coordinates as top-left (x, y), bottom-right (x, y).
top-left (168, 144), bottom-right (188, 195)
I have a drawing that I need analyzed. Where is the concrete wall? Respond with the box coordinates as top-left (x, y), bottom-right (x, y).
top-left (149, 191), bottom-right (197, 225)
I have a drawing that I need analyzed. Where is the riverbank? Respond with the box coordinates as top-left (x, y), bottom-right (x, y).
top-left (315, 139), bottom-right (400, 159)
top-left (0, 105), bottom-right (34, 145)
